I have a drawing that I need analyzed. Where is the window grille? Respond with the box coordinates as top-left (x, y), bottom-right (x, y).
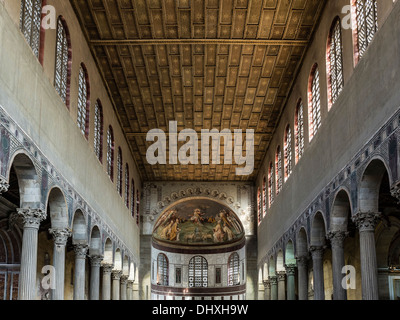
top-left (356, 0), bottom-right (378, 59)
top-left (54, 18), bottom-right (70, 105)
top-left (295, 101), bottom-right (305, 161)
top-left (20, 0), bottom-right (42, 58)
top-left (328, 19), bottom-right (344, 106)
top-left (188, 256), bottom-right (208, 288)
top-left (228, 253), bottom-right (240, 286)
top-left (284, 126), bottom-right (293, 180)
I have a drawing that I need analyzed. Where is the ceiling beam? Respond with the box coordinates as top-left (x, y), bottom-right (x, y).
top-left (90, 39), bottom-right (309, 46)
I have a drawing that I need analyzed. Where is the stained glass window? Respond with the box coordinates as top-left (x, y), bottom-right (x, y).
top-left (19, 0), bottom-right (42, 58)
top-left (188, 256), bottom-right (208, 288)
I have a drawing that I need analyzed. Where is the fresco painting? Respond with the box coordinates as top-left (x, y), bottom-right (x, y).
top-left (153, 199), bottom-right (244, 246)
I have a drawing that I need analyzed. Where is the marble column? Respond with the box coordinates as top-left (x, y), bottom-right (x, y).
top-left (112, 270), bottom-right (122, 300)
top-left (132, 282), bottom-right (140, 300)
top-left (101, 264), bottom-right (114, 300)
top-left (127, 280), bottom-right (134, 300)
top-left (310, 246), bottom-right (325, 300)
top-left (17, 208), bottom-right (46, 300)
top-left (277, 271), bottom-right (286, 300)
top-left (285, 264), bottom-right (296, 300)
top-left (120, 275), bottom-right (128, 300)
top-left (89, 255), bottom-right (103, 300)
top-left (352, 211), bottom-right (381, 300)
top-left (327, 231), bottom-right (348, 300)
top-left (296, 256), bottom-right (309, 300)
top-left (269, 276), bottom-right (278, 300)
top-left (49, 228), bottom-right (71, 300)
top-left (73, 244), bottom-right (88, 300)
top-left (263, 280), bottom-right (271, 300)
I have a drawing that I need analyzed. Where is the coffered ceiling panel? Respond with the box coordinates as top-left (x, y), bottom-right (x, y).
top-left (71, 0), bottom-right (326, 181)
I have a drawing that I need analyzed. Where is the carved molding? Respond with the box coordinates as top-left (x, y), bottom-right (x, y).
top-left (0, 178), bottom-right (9, 194)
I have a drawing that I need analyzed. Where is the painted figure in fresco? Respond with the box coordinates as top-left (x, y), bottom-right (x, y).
top-left (154, 209), bottom-right (177, 231)
top-left (160, 220), bottom-right (174, 239)
top-left (189, 208), bottom-right (205, 225)
top-left (168, 218), bottom-right (181, 241)
top-left (213, 220), bottom-right (225, 243)
top-left (222, 222), bottom-right (234, 241)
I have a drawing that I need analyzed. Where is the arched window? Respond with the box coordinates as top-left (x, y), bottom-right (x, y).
top-left (136, 189), bottom-right (140, 225)
top-left (353, 0), bottom-right (378, 62)
top-left (262, 176), bottom-right (267, 217)
top-left (308, 64), bottom-right (321, 141)
top-left (257, 187), bottom-right (261, 223)
top-left (157, 254), bottom-right (168, 286)
top-left (77, 64), bottom-right (90, 138)
top-left (19, 0), bottom-right (43, 59)
top-left (131, 179), bottom-right (135, 218)
top-left (268, 162), bottom-right (274, 206)
top-left (54, 17), bottom-right (71, 108)
top-left (295, 100), bottom-right (305, 163)
top-left (327, 18), bottom-right (344, 108)
top-left (188, 256), bottom-right (208, 288)
top-left (116, 148), bottom-right (123, 196)
top-left (94, 100), bottom-right (103, 163)
top-left (106, 126), bottom-right (114, 181)
top-left (284, 125), bottom-right (292, 181)
top-left (125, 164), bottom-right (129, 208)
top-left (275, 146), bottom-right (282, 195)
top-left (228, 253), bottom-right (240, 286)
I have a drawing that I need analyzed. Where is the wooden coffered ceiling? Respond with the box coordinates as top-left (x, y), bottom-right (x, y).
top-left (70, 0), bottom-right (326, 181)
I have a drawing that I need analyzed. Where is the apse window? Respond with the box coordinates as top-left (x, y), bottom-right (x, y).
top-left (189, 256), bottom-right (208, 288)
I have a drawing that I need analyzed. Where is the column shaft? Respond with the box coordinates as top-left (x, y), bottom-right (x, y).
top-left (285, 264), bottom-right (296, 300)
top-left (352, 211), bottom-right (381, 300)
top-left (18, 209), bottom-right (46, 300)
top-left (269, 276), bottom-right (278, 300)
top-left (310, 246), bottom-right (325, 300)
top-left (49, 228), bottom-right (71, 300)
top-left (327, 231), bottom-right (348, 300)
top-left (112, 270), bottom-right (122, 300)
top-left (102, 264), bottom-right (113, 300)
top-left (277, 271), bottom-right (286, 300)
top-left (89, 255), bottom-right (103, 300)
top-left (73, 244), bottom-right (88, 300)
top-left (296, 256), bottom-right (308, 300)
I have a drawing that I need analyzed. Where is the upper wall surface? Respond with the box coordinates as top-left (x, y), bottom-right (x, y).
top-left (257, 0), bottom-right (400, 258)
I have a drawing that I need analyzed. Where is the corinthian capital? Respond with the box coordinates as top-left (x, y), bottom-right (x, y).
top-left (17, 208), bottom-right (46, 229)
top-left (390, 183), bottom-right (400, 203)
top-left (102, 263), bottom-right (114, 274)
top-left (90, 255), bottom-right (104, 267)
top-left (309, 245), bottom-right (325, 259)
top-left (352, 211), bottom-right (382, 232)
top-left (326, 230), bottom-right (349, 249)
top-left (120, 275), bottom-right (129, 285)
top-left (112, 270), bottom-right (123, 280)
top-left (49, 228), bottom-right (71, 247)
top-left (0, 178), bottom-right (9, 194)
top-left (73, 244), bottom-right (89, 259)
top-left (285, 264), bottom-right (297, 275)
